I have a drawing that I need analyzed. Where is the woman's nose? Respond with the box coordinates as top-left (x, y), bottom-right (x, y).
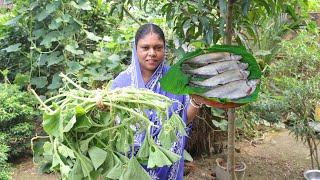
top-left (148, 48), bottom-right (156, 56)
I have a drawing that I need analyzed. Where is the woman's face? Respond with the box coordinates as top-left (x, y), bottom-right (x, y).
top-left (136, 33), bottom-right (165, 73)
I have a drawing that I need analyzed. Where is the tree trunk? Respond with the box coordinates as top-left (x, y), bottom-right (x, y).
top-left (226, 0), bottom-right (236, 180)
top-left (186, 107), bottom-right (226, 156)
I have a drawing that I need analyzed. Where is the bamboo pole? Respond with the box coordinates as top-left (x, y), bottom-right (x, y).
top-left (226, 0), bottom-right (236, 179)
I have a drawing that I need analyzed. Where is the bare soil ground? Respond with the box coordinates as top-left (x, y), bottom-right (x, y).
top-left (185, 129), bottom-right (312, 180)
top-left (12, 129), bottom-right (313, 180)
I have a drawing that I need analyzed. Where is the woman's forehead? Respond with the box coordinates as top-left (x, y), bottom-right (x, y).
top-left (137, 33), bottom-right (164, 45)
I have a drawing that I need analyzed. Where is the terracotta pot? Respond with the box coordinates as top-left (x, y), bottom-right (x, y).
top-left (214, 158), bottom-right (246, 180)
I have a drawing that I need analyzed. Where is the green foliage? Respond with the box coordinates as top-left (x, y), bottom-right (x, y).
top-left (0, 133), bottom-right (12, 180)
top-left (0, 0), bottom-right (137, 93)
top-left (0, 83), bottom-right (37, 157)
top-left (234, 0), bottom-right (307, 69)
top-left (236, 29), bottom-right (320, 138)
top-left (160, 0), bottom-right (305, 50)
top-left (32, 74), bottom-right (188, 179)
top-left (307, 0), bottom-right (320, 12)
top-left (270, 30), bottom-right (320, 79)
top-left (269, 29), bottom-right (320, 133)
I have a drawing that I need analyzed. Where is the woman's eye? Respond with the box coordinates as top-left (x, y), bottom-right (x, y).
top-left (156, 47), bottom-right (163, 51)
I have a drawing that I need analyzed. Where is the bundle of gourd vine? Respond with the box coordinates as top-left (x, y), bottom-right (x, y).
top-left (31, 73), bottom-right (188, 180)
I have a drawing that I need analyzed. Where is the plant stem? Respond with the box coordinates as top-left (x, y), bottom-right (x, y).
top-left (307, 137), bottom-right (314, 169)
top-left (311, 136), bottom-right (320, 169)
top-left (29, 88), bottom-right (53, 113)
top-left (59, 73), bottom-right (90, 93)
top-left (123, 8), bottom-right (141, 26)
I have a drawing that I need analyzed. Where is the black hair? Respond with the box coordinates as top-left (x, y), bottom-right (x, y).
top-left (135, 23), bottom-right (165, 47)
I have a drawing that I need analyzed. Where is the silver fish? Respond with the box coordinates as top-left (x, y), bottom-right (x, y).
top-left (202, 79), bottom-right (259, 99)
top-left (190, 69), bottom-right (250, 87)
top-left (186, 52), bottom-right (242, 65)
top-left (185, 61), bottom-right (248, 76)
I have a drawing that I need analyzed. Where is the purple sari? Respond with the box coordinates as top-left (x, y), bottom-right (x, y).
top-left (111, 44), bottom-right (189, 180)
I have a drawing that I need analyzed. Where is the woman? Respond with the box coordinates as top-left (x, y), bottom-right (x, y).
top-left (111, 23), bottom-right (201, 180)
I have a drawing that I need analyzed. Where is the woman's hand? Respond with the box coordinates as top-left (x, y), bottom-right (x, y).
top-left (186, 96), bottom-right (202, 124)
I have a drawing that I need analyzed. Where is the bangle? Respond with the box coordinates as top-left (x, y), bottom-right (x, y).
top-left (189, 98), bottom-right (202, 108)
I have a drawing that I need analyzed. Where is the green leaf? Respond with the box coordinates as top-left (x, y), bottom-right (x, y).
top-left (61, 164), bottom-right (71, 177)
top-left (32, 28), bottom-right (46, 40)
top-left (69, 160), bottom-right (84, 180)
top-left (28, 1), bottom-right (39, 10)
top-left (183, 19), bottom-right (191, 37)
top-left (172, 114), bottom-right (187, 136)
top-left (147, 145), bottom-right (172, 168)
top-left (183, 150), bottom-right (193, 162)
top-left (65, 44), bottom-right (84, 55)
top-left (13, 73), bottom-right (29, 87)
top-left (70, 1), bottom-right (92, 10)
top-left (88, 146), bottom-right (108, 170)
top-left (48, 19), bottom-right (62, 30)
top-left (79, 136), bottom-right (94, 153)
top-left (97, 0), bottom-right (103, 8)
top-left (78, 154), bottom-right (94, 177)
top-left (212, 120), bottom-right (228, 131)
top-left (40, 31), bottom-right (61, 48)
top-left (61, 14), bottom-right (72, 23)
top-left (58, 144), bottom-right (75, 159)
top-left (31, 76), bottom-right (48, 89)
top-left (115, 127), bottom-right (130, 153)
top-left (116, 152), bottom-right (130, 163)
top-left (158, 124), bottom-right (176, 149)
top-left (36, 2), bottom-right (60, 21)
top-left (67, 61), bottom-right (83, 73)
top-left (101, 151), bottom-right (117, 176)
top-left (37, 54), bottom-right (48, 66)
top-left (43, 105), bottom-right (61, 137)
top-left (63, 115), bottom-right (76, 132)
top-left (137, 135), bottom-right (150, 158)
top-left (74, 115), bottom-right (92, 132)
top-left (5, 15), bottom-right (22, 26)
top-left (106, 54), bottom-right (121, 69)
top-left (106, 160), bottom-right (126, 179)
top-left (52, 150), bottom-right (61, 168)
top-left (47, 52), bottom-right (63, 67)
top-left (241, 0), bottom-right (251, 16)
top-left (47, 73), bottom-right (62, 90)
top-left (158, 146), bottom-right (181, 163)
top-left (120, 157), bottom-right (151, 180)
top-left (75, 106), bottom-right (86, 117)
top-left (85, 31), bottom-right (102, 42)
top-left (235, 119), bottom-right (243, 129)
top-left (198, 17), bottom-right (209, 30)
top-left (43, 142), bottom-right (53, 156)
top-left (2, 43), bottom-right (21, 52)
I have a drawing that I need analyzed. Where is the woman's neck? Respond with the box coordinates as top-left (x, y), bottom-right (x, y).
top-left (141, 69), bottom-right (154, 84)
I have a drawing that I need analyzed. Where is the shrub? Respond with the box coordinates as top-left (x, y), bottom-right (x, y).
top-left (0, 133), bottom-right (11, 180)
top-left (0, 83), bottom-right (37, 157)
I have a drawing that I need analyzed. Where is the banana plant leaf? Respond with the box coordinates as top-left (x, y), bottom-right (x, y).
top-left (159, 45), bottom-right (262, 104)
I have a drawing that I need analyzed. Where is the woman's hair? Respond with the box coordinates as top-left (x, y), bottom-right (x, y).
top-left (135, 23), bottom-right (165, 47)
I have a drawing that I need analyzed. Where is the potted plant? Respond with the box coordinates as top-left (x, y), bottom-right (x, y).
top-left (215, 157), bottom-right (246, 180)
